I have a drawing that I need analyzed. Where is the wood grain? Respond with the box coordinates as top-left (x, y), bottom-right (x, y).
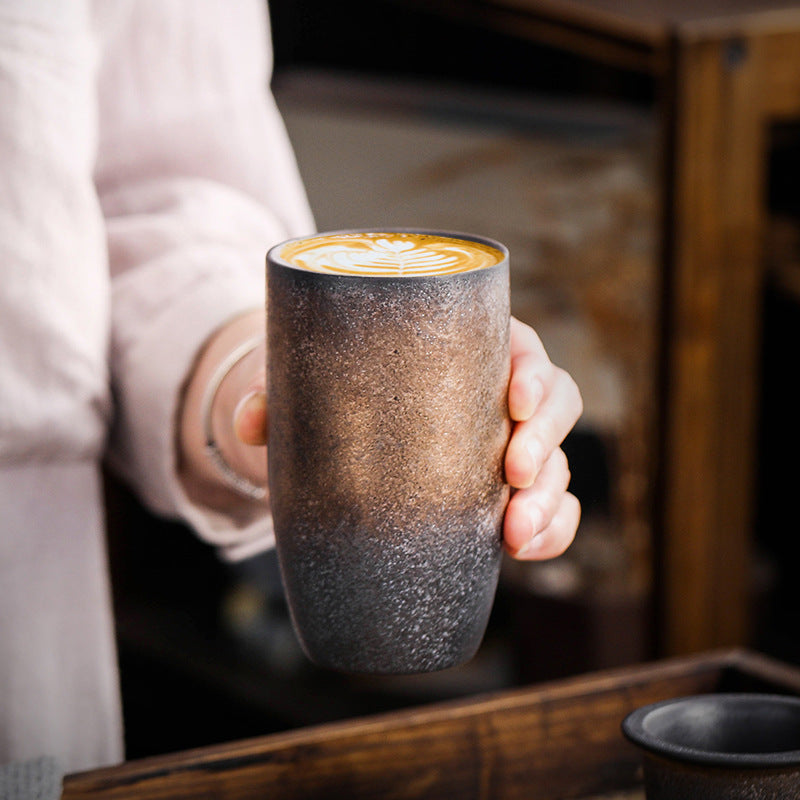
top-left (658, 26), bottom-right (800, 653)
top-left (62, 651), bottom-right (800, 800)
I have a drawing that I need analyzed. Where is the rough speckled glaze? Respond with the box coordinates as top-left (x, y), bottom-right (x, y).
top-left (267, 230), bottom-right (510, 674)
top-left (640, 753), bottom-right (800, 799)
top-left (623, 694), bottom-right (800, 799)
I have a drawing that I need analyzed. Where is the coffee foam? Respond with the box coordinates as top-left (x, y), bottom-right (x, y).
top-left (279, 232), bottom-right (504, 276)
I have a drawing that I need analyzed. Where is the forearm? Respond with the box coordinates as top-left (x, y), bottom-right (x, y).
top-left (94, 2), bottom-right (312, 550)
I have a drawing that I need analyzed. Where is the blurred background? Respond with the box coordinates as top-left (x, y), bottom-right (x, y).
top-left (106, 0), bottom-right (800, 759)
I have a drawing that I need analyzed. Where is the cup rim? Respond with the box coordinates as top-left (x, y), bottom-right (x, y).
top-left (622, 693), bottom-right (800, 769)
top-left (266, 228), bottom-right (510, 277)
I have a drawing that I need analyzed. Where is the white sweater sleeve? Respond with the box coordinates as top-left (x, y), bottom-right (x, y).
top-left (0, 1), bottom-right (110, 465)
top-left (95, 0), bottom-right (315, 558)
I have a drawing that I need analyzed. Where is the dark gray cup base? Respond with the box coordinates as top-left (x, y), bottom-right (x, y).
top-left (276, 511), bottom-right (503, 674)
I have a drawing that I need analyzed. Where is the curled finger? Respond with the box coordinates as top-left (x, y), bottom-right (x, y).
top-left (508, 317), bottom-right (555, 422)
top-left (504, 446), bottom-right (571, 552)
top-left (505, 366), bottom-right (582, 489)
top-left (507, 491), bottom-right (581, 561)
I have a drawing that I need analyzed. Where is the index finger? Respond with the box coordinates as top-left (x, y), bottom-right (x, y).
top-left (508, 317), bottom-right (555, 422)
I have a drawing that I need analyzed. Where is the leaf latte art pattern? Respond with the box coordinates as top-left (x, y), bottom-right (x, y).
top-left (279, 232), bottom-right (504, 276)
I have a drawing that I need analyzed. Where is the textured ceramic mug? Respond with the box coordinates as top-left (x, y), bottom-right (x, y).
top-left (266, 229), bottom-right (511, 674)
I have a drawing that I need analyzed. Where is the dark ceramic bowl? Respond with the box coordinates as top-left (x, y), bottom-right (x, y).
top-left (622, 693), bottom-right (800, 799)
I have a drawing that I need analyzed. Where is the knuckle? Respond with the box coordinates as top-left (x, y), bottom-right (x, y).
top-left (536, 413), bottom-right (558, 451)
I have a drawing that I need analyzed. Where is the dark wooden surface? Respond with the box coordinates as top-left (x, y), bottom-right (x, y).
top-left (62, 650), bottom-right (800, 799)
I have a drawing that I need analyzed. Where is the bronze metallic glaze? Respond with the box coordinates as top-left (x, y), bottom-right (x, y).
top-left (267, 235), bottom-right (510, 674)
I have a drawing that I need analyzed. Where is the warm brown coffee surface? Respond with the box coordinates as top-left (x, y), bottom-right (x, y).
top-left (279, 231), bottom-right (504, 276)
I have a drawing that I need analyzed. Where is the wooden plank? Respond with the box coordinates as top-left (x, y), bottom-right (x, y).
top-left (712, 32), bottom-right (767, 652)
top-left (399, 0), bottom-right (666, 75)
top-left (62, 651), bottom-right (800, 800)
top-left (499, 0), bottom-right (800, 36)
top-left (481, 0), bottom-right (666, 46)
top-left (657, 27), bottom-right (772, 654)
top-left (757, 31), bottom-right (800, 118)
top-left (431, 0), bottom-right (800, 63)
top-left (658, 36), bottom-right (726, 655)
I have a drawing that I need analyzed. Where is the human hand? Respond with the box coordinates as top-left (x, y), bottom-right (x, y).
top-left (502, 317), bottom-right (583, 560)
top-left (219, 314), bottom-right (582, 562)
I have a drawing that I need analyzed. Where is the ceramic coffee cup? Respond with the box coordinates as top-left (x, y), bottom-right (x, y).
top-left (266, 229), bottom-right (510, 674)
top-left (622, 693), bottom-right (800, 799)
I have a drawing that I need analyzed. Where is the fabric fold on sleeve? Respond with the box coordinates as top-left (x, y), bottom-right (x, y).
top-left (104, 179), bottom-right (290, 558)
top-left (95, 0), bottom-right (315, 557)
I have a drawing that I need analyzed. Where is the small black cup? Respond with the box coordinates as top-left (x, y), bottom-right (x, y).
top-left (622, 693), bottom-right (800, 798)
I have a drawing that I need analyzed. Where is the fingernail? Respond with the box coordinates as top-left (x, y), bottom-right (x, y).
top-left (515, 531), bottom-right (544, 559)
top-left (234, 391), bottom-right (267, 445)
top-left (235, 390), bottom-right (265, 418)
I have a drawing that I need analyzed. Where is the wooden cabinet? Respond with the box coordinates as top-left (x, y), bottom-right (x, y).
top-left (403, 0), bottom-right (800, 655)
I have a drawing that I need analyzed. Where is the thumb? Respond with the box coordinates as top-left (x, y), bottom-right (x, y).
top-left (233, 390), bottom-right (268, 446)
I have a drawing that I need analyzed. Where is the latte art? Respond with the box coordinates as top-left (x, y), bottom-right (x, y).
top-left (279, 232), bottom-right (504, 276)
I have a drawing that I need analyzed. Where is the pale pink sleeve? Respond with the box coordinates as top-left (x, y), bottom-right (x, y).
top-left (0, 1), bottom-right (111, 465)
top-left (95, 1), bottom-right (314, 559)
